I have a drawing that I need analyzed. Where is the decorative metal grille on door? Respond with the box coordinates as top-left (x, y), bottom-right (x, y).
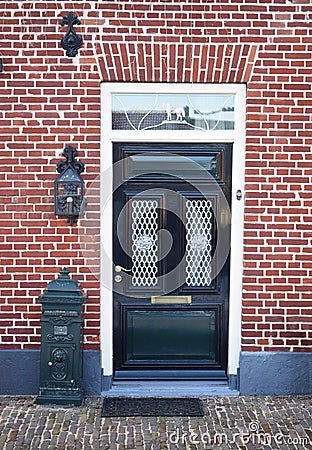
top-left (131, 199), bottom-right (158, 287)
top-left (185, 199), bottom-right (213, 286)
top-left (130, 198), bottom-right (213, 288)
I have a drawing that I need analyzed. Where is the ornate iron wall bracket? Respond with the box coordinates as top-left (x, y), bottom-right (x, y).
top-left (60, 12), bottom-right (83, 57)
top-left (54, 145), bottom-right (85, 226)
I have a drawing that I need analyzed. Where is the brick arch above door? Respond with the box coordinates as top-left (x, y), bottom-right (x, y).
top-left (95, 42), bottom-right (260, 83)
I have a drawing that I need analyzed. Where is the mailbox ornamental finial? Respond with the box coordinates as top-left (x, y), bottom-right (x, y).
top-left (59, 268), bottom-right (70, 279)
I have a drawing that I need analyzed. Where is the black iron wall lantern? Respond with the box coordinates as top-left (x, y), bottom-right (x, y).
top-left (54, 146), bottom-right (85, 226)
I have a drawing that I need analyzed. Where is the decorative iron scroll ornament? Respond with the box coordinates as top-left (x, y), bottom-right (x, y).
top-left (54, 145), bottom-right (85, 226)
top-left (60, 12), bottom-right (83, 57)
top-left (56, 145), bottom-right (84, 175)
top-left (47, 334), bottom-right (74, 343)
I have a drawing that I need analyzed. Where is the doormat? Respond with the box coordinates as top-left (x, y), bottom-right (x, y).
top-left (101, 397), bottom-right (204, 417)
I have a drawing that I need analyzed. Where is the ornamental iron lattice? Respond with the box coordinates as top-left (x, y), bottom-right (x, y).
top-left (185, 199), bottom-right (213, 286)
top-left (131, 200), bottom-right (158, 287)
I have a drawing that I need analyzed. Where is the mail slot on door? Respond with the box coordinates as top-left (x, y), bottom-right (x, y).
top-left (151, 296), bottom-right (192, 304)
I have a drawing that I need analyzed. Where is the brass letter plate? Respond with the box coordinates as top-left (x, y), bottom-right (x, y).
top-left (151, 296), bottom-right (191, 304)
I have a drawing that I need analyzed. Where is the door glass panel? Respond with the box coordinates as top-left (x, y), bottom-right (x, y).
top-left (131, 199), bottom-right (158, 287)
top-left (185, 200), bottom-right (213, 286)
top-left (126, 154), bottom-right (217, 179)
top-left (112, 94), bottom-right (234, 131)
top-left (126, 310), bottom-right (216, 361)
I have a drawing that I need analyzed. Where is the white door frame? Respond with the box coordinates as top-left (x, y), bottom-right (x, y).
top-left (100, 82), bottom-right (246, 379)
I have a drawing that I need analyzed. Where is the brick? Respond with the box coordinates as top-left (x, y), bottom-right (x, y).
top-left (0, 1), bottom-right (311, 354)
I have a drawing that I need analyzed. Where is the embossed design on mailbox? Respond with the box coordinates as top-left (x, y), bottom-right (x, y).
top-left (47, 333), bottom-right (74, 342)
top-left (51, 349), bottom-right (68, 381)
top-left (36, 268), bottom-right (87, 406)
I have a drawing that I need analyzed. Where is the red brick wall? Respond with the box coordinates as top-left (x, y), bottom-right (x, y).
top-left (0, 0), bottom-right (311, 353)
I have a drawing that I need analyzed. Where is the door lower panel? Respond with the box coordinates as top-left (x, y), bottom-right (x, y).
top-left (114, 303), bottom-right (227, 377)
top-left (126, 309), bottom-right (216, 362)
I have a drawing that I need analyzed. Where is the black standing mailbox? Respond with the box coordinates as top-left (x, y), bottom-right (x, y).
top-left (36, 268), bottom-right (87, 406)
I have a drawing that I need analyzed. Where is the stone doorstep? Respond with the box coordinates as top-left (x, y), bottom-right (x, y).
top-left (103, 380), bottom-right (239, 397)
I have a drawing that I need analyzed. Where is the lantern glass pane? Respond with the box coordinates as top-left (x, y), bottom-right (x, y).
top-left (56, 181), bottom-right (83, 216)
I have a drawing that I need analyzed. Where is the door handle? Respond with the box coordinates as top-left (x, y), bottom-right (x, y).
top-left (115, 265), bottom-right (132, 273)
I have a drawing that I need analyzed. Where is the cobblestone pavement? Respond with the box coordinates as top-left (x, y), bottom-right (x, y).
top-left (0, 395), bottom-right (311, 450)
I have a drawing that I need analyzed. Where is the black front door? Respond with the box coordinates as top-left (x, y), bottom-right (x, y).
top-left (113, 143), bottom-right (232, 379)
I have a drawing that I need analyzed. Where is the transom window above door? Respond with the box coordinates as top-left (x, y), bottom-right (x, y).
top-left (112, 93), bottom-right (235, 131)
top-left (102, 83), bottom-right (245, 141)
